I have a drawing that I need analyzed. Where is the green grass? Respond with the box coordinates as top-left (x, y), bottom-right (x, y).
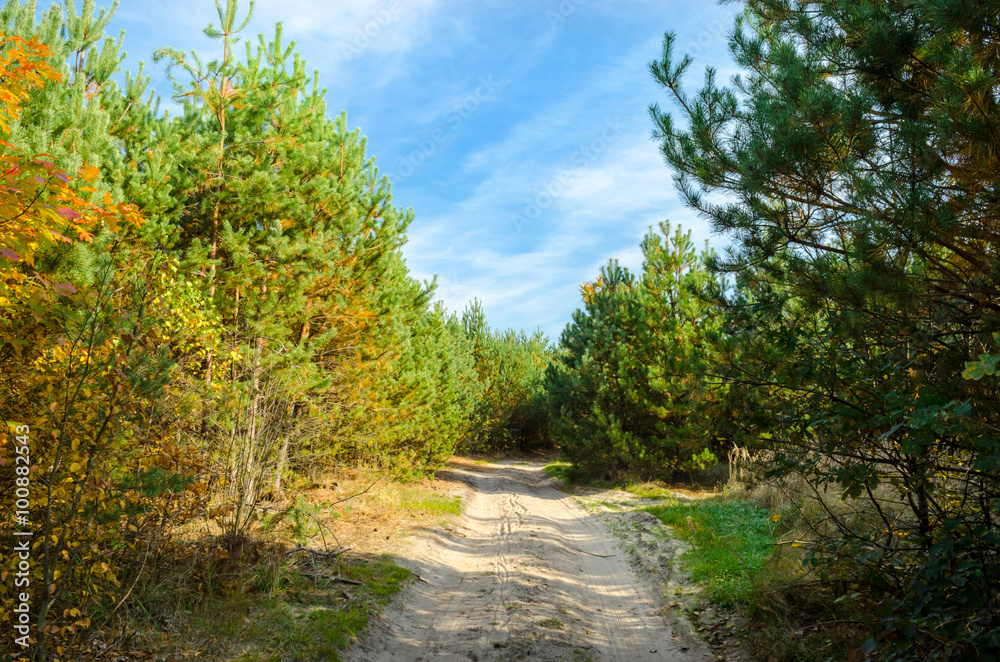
top-left (544, 459), bottom-right (573, 484)
top-left (396, 491), bottom-right (462, 516)
top-left (621, 482), bottom-right (674, 500)
top-left (240, 555), bottom-right (410, 661)
top-left (645, 498), bottom-right (776, 605)
top-left (242, 555), bottom-right (410, 661)
top-left (133, 552), bottom-right (410, 662)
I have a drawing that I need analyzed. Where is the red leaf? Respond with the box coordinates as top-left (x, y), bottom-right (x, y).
top-left (0, 247), bottom-right (20, 261)
top-left (52, 281), bottom-right (78, 297)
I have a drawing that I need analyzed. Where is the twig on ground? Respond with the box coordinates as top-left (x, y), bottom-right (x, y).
top-left (285, 545), bottom-right (352, 557)
top-left (299, 571), bottom-right (363, 585)
top-left (330, 478), bottom-right (380, 506)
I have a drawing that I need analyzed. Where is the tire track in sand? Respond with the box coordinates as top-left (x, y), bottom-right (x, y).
top-left (345, 459), bottom-right (714, 662)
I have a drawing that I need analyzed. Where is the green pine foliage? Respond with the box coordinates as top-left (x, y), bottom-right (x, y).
top-left (0, 0), bottom-right (506, 487)
top-left (650, 0), bottom-right (1000, 657)
top-left (545, 222), bottom-right (725, 480)
top-left (369, 303), bottom-right (482, 476)
top-left (145, 5), bottom-right (433, 489)
top-left (0, 2), bottom-right (506, 653)
top-left (462, 299), bottom-right (551, 452)
top-left (7, 0), bottom-right (999, 658)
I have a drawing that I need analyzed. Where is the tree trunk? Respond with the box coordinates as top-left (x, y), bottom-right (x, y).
top-left (274, 435), bottom-right (290, 498)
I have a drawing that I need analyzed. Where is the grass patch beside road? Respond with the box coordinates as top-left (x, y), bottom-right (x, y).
top-left (393, 490), bottom-right (463, 516)
top-left (543, 459), bottom-right (574, 484)
top-left (237, 554), bottom-right (410, 662)
top-left (645, 498), bottom-right (776, 606)
top-left (545, 455), bottom-right (776, 606)
top-left (124, 549), bottom-right (409, 662)
top-left (550, 456), bottom-right (858, 660)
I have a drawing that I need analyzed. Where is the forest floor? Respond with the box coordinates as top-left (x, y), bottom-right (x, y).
top-left (344, 456), bottom-right (737, 662)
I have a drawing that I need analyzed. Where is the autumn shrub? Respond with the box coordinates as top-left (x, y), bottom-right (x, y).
top-left (0, 30), bottom-right (210, 659)
top-left (0, 248), bottom-right (216, 658)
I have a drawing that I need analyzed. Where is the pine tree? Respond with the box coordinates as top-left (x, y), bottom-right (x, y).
top-left (546, 223), bottom-right (721, 480)
top-left (462, 299), bottom-right (551, 452)
top-left (145, 1), bottom-right (427, 494)
top-left (650, 0), bottom-right (1000, 654)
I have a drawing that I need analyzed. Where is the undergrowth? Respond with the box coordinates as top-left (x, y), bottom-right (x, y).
top-left (543, 459), bottom-right (574, 484)
top-left (123, 545), bottom-right (408, 662)
top-left (100, 470), bottom-right (463, 661)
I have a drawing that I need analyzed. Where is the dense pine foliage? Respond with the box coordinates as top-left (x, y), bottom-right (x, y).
top-left (546, 223), bottom-right (726, 480)
top-left (463, 299), bottom-right (550, 452)
top-left (643, 0), bottom-right (1000, 657)
top-left (546, 0), bottom-right (1000, 657)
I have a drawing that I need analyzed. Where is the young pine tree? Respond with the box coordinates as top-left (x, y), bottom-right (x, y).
top-left (546, 223), bottom-right (721, 480)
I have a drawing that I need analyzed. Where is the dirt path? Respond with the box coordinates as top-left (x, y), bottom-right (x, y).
top-left (345, 459), bottom-right (715, 662)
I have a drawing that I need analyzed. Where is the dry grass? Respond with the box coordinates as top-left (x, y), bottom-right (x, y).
top-left (719, 446), bottom-right (899, 660)
top-left (100, 462), bottom-right (469, 661)
top-left (726, 446), bottom-right (914, 549)
top-left (263, 464), bottom-right (467, 554)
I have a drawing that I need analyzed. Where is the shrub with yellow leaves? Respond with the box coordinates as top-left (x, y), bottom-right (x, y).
top-left (0, 31), bottom-right (206, 662)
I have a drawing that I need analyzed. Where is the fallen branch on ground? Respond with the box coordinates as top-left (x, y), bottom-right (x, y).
top-left (285, 545), bottom-right (352, 557)
top-left (299, 571), bottom-right (363, 585)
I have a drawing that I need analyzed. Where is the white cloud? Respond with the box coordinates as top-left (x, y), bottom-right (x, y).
top-left (114, 0), bottom-right (453, 92)
top-left (255, 0), bottom-right (446, 58)
top-left (398, 26), bottom-right (733, 338)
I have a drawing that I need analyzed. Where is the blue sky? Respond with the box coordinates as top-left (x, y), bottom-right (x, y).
top-left (105, 0), bottom-right (741, 341)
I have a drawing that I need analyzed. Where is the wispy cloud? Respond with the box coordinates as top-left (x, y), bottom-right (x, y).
top-left (400, 27), bottom-right (727, 338)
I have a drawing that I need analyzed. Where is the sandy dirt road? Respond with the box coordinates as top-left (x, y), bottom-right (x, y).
top-left (345, 459), bottom-right (715, 662)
